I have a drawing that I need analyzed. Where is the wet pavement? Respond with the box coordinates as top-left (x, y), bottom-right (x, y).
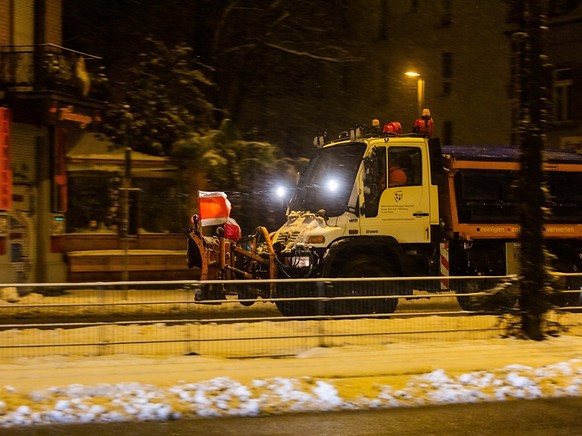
top-left (3, 397), bottom-right (582, 436)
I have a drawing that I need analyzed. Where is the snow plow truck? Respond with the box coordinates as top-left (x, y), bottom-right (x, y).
top-left (187, 117), bottom-right (582, 316)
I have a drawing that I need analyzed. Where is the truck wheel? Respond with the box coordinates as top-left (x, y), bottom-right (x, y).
top-left (455, 278), bottom-right (517, 312)
top-left (328, 256), bottom-right (400, 315)
top-left (274, 283), bottom-right (320, 317)
top-left (455, 280), bottom-right (483, 311)
top-left (194, 284), bottom-right (226, 305)
top-left (237, 287), bottom-right (257, 306)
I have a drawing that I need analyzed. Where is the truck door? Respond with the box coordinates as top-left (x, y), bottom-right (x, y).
top-left (360, 145), bottom-right (432, 243)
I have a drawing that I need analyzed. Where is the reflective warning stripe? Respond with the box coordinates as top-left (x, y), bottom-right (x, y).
top-left (440, 241), bottom-right (450, 290)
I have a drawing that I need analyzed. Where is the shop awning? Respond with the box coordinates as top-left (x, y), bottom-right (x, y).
top-left (66, 132), bottom-right (177, 176)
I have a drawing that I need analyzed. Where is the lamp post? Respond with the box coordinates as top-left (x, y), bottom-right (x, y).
top-left (405, 71), bottom-right (425, 116)
top-left (121, 109), bottom-right (133, 285)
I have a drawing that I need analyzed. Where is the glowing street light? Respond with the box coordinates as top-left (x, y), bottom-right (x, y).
top-left (405, 71), bottom-right (425, 116)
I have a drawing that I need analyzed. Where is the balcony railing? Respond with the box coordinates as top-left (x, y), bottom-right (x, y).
top-left (0, 43), bottom-right (108, 100)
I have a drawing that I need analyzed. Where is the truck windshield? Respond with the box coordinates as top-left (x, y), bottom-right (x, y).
top-left (288, 142), bottom-right (366, 217)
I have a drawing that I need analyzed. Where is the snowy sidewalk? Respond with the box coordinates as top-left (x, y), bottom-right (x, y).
top-left (2, 336), bottom-right (582, 389)
top-left (0, 336), bottom-right (581, 426)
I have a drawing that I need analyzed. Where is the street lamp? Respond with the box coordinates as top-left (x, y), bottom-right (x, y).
top-left (405, 71), bottom-right (425, 116)
top-left (121, 109), bottom-right (133, 284)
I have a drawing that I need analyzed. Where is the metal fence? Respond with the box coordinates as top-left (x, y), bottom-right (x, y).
top-left (0, 275), bottom-right (580, 360)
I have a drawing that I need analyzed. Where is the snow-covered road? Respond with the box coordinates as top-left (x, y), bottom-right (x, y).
top-left (0, 336), bottom-right (581, 428)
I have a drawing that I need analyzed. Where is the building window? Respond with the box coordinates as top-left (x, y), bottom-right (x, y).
top-left (378, 0), bottom-right (388, 40)
top-left (442, 52), bottom-right (453, 96)
top-left (552, 68), bottom-right (572, 122)
top-left (549, 0), bottom-right (580, 16)
top-left (441, 0), bottom-right (453, 26)
top-left (377, 63), bottom-right (390, 104)
top-left (443, 121), bottom-right (453, 145)
top-left (443, 81), bottom-right (452, 96)
top-left (442, 52), bottom-right (453, 79)
top-left (410, 0), bottom-right (419, 13)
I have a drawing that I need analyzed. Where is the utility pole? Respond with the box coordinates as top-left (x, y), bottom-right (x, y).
top-left (514, 0), bottom-right (553, 340)
top-left (121, 109), bottom-right (133, 284)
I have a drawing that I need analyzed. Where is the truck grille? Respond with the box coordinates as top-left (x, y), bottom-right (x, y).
top-left (274, 230), bottom-right (300, 248)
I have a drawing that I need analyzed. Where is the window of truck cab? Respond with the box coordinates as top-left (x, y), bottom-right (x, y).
top-left (388, 146), bottom-right (423, 187)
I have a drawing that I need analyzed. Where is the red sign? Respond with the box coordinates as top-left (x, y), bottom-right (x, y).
top-left (0, 108), bottom-right (12, 210)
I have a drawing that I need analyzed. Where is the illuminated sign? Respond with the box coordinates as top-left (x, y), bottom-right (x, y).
top-left (48, 104), bottom-right (101, 128)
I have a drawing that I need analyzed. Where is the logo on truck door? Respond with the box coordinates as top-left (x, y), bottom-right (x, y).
top-left (394, 191), bottom-right (403, 202)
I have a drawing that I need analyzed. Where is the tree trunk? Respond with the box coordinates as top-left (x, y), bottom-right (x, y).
top-left (515, 0), bottom-right (551, 340)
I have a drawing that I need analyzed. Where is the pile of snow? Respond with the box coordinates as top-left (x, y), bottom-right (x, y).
top-left (0, 287), bottom-right (20, 303)
top-left (0, 358), bottom-right (580, 428)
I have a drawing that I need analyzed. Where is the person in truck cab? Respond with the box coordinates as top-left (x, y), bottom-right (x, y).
top-left (389, 163), bottom-right (407, 186)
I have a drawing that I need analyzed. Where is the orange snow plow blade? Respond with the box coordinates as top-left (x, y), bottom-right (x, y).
top-left (187, 215), bottom-right (277, 283)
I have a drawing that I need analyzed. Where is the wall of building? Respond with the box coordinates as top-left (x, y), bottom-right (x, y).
top-left (546, 3), bottom-right (582, 151)
top-left (0, 0), bottom-right (81, 284)
top-left (342, 0), bottom-right (512, 146)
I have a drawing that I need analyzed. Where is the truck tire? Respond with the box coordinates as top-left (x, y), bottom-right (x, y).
top-left (237, 287), bottom-right (257, 306)
top-left (328, 256), bottom-right (400, 315)
top-left (455, 278), bottom-right (518, 312)
top-left (274, 282), bottom-right (321, 317)
top-left (194, 283), bottom-right (227, 305)
top-left (455, 280), bottom-right (484, 311)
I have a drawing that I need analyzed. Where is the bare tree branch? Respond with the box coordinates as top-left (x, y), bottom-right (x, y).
top-left (264, 43), bottom-right (359, 63)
